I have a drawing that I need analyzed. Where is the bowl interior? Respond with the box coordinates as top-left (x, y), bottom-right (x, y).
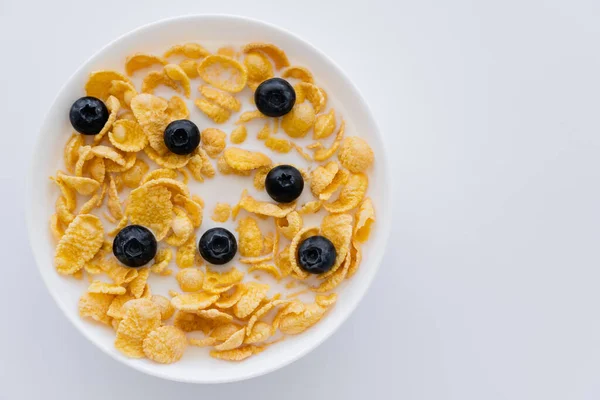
top-left (27, 15), bottom-right (391, 383)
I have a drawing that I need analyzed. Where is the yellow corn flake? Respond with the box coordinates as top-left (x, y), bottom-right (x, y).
top-left (93, 95), bottom-right (120, 144)
top-left (281, 102), bottom-right (316, 138)
top-left (199, 85), bottom-right (241, 111)
top-left (245, 321), bottom-right (272, 344)
top-left (52, 177), bottom-right (77, 211)
top-left (186, 154), bottom-right (204, 182)
top-left (179, 59), bottom-right (199, 78)
top-left (57, 171), bottom-right (100, 196)
top-left (121, 159), bottom-right (149, 188)
top-left (90, 146), bottom-right (125, 167)
top-left (210, 323), bottom-right (243, 341)
top-left (323, 173), bottom-right (368, 213)
top-left (203, 267), bottom-right (245, 294)
top-left (295, 82), bottom-right (326, 113)
top-left (201, 128), bottom-right (227, 158)
top-left (173, 311), bottom-right (212, 334)
top-left (248, 264), bottom-right (282, 281)
top-left (171, 292), bottom-right (219, 312)
top-left (315, 293), bottom-right (338, 307)
top-left (64, 133), bottom-right (83, 173)
top-left (176, 236), bottom-right (197, 269)
top-left (233, 282), bottom-right (270, 319)
top-left (195, 148), bottom-right (216, 178)
top-left (242, 42), bottom-right (290, 69)
top-left (83, 157), bottom-right (106, 183)
top-left (107, 294), bottom-right (135, 319)
top-left (338, 136), bottom-right (375, 173)
top-left (262, 232), bottom-right (274, 255)
top-left (211, 202), bottom-right (231, 223)
top-left (298, 200), bottom-right (322, 215)
top-left (246, 299), bottom-right (291, 334)
top-left (141, 71), bottom-right (182, 95)
top-left (79, 292), bottom-right (114, 325)
top-left (189, 337), bottom-right (219, 347)
top-left (252, 166), bottom-right (271, 190)
top-left (319, 213), bottom-right (353, 277)
top-left (237, 217), bottom-right (263, 257)
top-left (214, 327), bottom-right (246, 351)
top-left (166, 95), bottom-right (190, 120)
top-left (101, 258), bottom-right (139, 285)
top-left (313, 121), bottom-right (345, 162)
top-left (164, 42), bottom-right (210, 59)
top-left (265, 136), bottom-right (293, 153)
top-left (210, 345), bottom-right (264, 361)
top-left (108, 120), bottom-right (147, 152)
top-left (276, 211), bottom-right (303, 240)
top-left (75, 145), bottom-right (94, 176)
top-left (151, 295), bottom-right (175, 320)
top-left (310, 161), bottom-right (339, 196)
top-left (176, 268), bottom-right (204, 292)
top-left (281, 66), bottom-right (314, 83)
top-left (126, 184), bottom-right (173, 240)
top-left (50, 214), bottom-right (65, 242)
top-left (105, 151), bottom-right (136, 173)
top-left (238, 194), bottom-right (295, 218)
top-left (288, 227), bottom-right (320, 279)
top-left (108, 80), bottom-right (137, 109)
top-left (140, 168), bottom-right (178, 184)
top-left (256, 123), bottom-right (271, 140)
top-left (197, 55), bottom-right (247, 93)
top-left (292, 143), bottom-right (313, 161)
top-left (165, 207), bottom-right (193, 246)
top-left (278, 302), bottom-right (328, 334)
top-left (55, 196), bottom-right (74, 226)
top-left (217, 46), bottom-right (237, 58)
top-left (354, 198), bottom-right (375, 243)
top-left (88, 280), bottom-right (126, 295)
top-left (347, 240), bottom-right (362, 279)
top-left (128, 267), bottom-right (150, 298)
top-left (214, 284), bottom-right (246, 309)
top-left (142, 325), bottom-right (187, 364)
top-left (243, 50), bottom-right (274, 87)
top-left (173, 194), bottom-right (203, 228)
top-left (115, 299), bottom-right (161, 358)
top-left (85, 70), bottom-right (132, 100)
top-left (130, 93), bottom-right (171, 155)
top-left (230, 125), bottom-right (247, 145)
top-left (150, 248), bottom-right (172, 273)
top-left (164, 64), bottom-right (191, 98)
top-left (196, 309), bottom-right (234, 324)
top-left (105, 175), bottom-right (122, 220)
top-left (312, 251), bottom-right (350, 292)
top-left (55, 214), bottom-right (104, 275)
top-left (319, 168), bottom-right (350, 201)
top-left (195, 98), bottom-right (231, 124)
top-left (144, 146), bottom-right (192, 169)
top-left (78, 193), bottom-right (100, 215)
top-left (125, 53), bottom-right (167, 76)
top-left (223, 148), bottom-right (272, 171)
top-left (239, 254), bottom-right (274, 265)
top-left (235, 110), bottom-right (266, 124)
top-left (314, 109), bottom-right (336, 139)
top-left (117, 111), bottom-right (136, 121)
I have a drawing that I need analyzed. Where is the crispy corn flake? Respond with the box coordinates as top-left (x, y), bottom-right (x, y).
top-left (194, 148), bottom-right (215, 178)
top-left (248, 264), bottom-right (282, 281)
top-left (276, 211), bottom-right (303, 240)
top-left (242, 43), bottom-right (290, 69)
top-left (165, 207), bottom-right (193, 246)
top-left (171, 292), bottom-right (219, 312)
top-left (214, 327), bottom-right (246, 351)
top-left (223, 148), bottom-right (272, 172)
top-left (201, 128), bottom-right (227, 158)
top-left (253, 166), bottom-right (271, 190)
top-left (288, 227), bottom-right (320, 279)
top-left (128, 268), bottom-right (150, 298)
top-left (197, 55), bottom-right (247, 93)
top-left (310, 161), bottom-right (339, 196)
top-left (313, 121), bottom-right (345, 162)
top-left (164, 64), bottom-right (191, 98)
top-left (55, 196), bottom-right (74, 226)
top-left (230, 125), bottom-right (248, 145)
top-left (313, 251), bottom-right (350, 292)
top-left (176, 236), bottom-right (197, 269)
top-left (143, 326), bottom-right (187, 364)
top-left (55, 214), bottom-right (104, 275)
top-left (85, 70), bottom-right (132, 100)
top-left (130, 93), bottom-right (171, 155)
top-left (179, 59), bottom-right (199, 78)
top-left (214, 284), bottom-right (246, 309)
top-left (173, 194), bottom-right (203, 228)
top-left (151, 295), bottom-right (175, 320)
top-left (101, 258), bottom-right (139, 285)
top-left (150, 248), bottom-right (172, 273)
top-left (121, 159), bottom-right (149, 188)
top-left (282, 66), bottom-right (314, 83)
top-left (141, 71), bottom-right (182, 95)
top-left (105, 151), bottom-right (136, 174)
top-left (75, 145), bottom-right (94, 176)
top-left (245, 321), bottom-right (272, 344)
top-left (319, 168), bottom-right (350, 201)
top-left (281, 102), bottom-right (316, 138)
top-left (354, 198), bottom-right (375, 243)
top-left (265, 136), bottom-right (293, 153)
top-left (199, 85), bottom-right (241, 111)
top-left (175, 268), bottom-right (204, 292)
top-left (233, 282), bottom-right (270, 319)
top-left (164, 42), bottom-right (210, 59)
top-left (210, 323), bottom-right (243, 341)
top-left (107, 215), bottom-right (127, 237)
top-left (108, 120), bottom-right (148, 152)
top-left (211, 202), bottom-right (231, 223)
top-left (256, 123), bottom-right (271, 140)
top-left (323, 173), bottom-right (368, 213)
top-left (347, 240), bottom-right (362, 279)
top-left (140, 168), bottom-right (178, 184)
top-left (94, 95), bottom-right (120, 144)
top-left (292, 143), bottom-right (312, 161)
top-left (84, 157), bottom-right (106, 183)
top-left (189, 337), bottom-right (219, 347)
top-left (108, 80), bottom-right (137, 109)
top-left (338, 136), bottom-right (374, 173)
top-left (107, 294), bottom-right (135, 319)
top-left (315, 293), bottom-right (338, 307)
top-left (125, 53), bottom-right (167, 76)
top-left (238, 194), bottom-right (295, 218)
top-left (295, 82), bottom-right (326, 113)
top-left (105, 175), bottom-right (122, 220)
top-left (279, 302), bottom-right (328, 334)
top-left (173, 311), bottom-right (212, 334)
top-left (203, 268), bottom-right (244, 294)
top-left (79, 292), bottom-right (114, 325)
top-left (196, 309), bottom-right (233, 324)
top-left (50, 214), bottom-right (65, 241)
top-left (126, 184), bottom-right (173, 240)
top-left (144, 146), bottom-right (192, 169)
top-left (243, 50), bottom-right (274, 87)
top-left (115, 299), bottom-right (161, 358)
top-left (210, 345), bottom-right (264, 361)
top-left (246, 299), bottom-right (291, 334)
top-left (57, 171), bottom-right (100, 195)
top-left (217, 46), bottom-right (237, 58)
top-left (314, 109), bottom-right (336, 140)
top-left (52, 177), bottom-right (77, 211)
top-left (239, 254), bottom-right (274, 265)
top-left (166, 95), bottom-right (190, 120)
top-left (195, 98), bottom-right (231, 123)
top-left (319, 213), bottom-right (353, 278)
top-left (262, 232), bottom-right (274, 255)
top-left (186, 154), bottom-right (204, 182)
top-left (64, 133), bottom-right (83, 173)
top-left (235, 110), bottom-right (266, 124)
top-left (88, 280), bottom-right (126, 295)
top-left (236, 216), bottom-right (263, 257)
top-left (298, 200), bottom-right (322, 215)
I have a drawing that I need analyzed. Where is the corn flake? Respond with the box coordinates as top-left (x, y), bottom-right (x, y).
top-left (166, 95), bottom-right (190, 120)
top-left (314, 109), bottom-right (336, 140)
top-left (197, 55), bottom-right (247, 93)
top-left (171, 292), bottom-right (219, 312)
top-left (179, 59), bottom-right (199, 78)
top-left (211, 202), bottom-right (231, 222)
top-left (125, 53), bottom-right (167, 76)
top-left (141, 71), bottom-right (182, 95)
top-left (195, 98), bottom-right (231, 123)
top-left (85, 70), bottom-right (132, 100)
top-left (55, 214), bottom-right (104, 275)
top-left (88, 280), bottom-right (126, 295)
top-left (276, 211), bottom-right (303, 240)
top-left (131, 93), bottom-right (171, 155)
top-left (151, 295), bottom-right (175, 320)
top-left (201, 128), bottom-right (227, 158)
top-left (94, 95), bottom-right (120, 144)
top-left (281, 102), bottom-right (315, 138)
top-left (323, 173), bottom-right (368, 213)
top-left (235, 110), bottom-right (266, 124)
top-left (242, 43), bottom-right (290, 69)
top-left (164, 64), bottom-right (191, 98)
top-left (248, 264), bottom-right (281, 281)
top-left (108, 80), bottom-right (137, 109)
top-left (310, 161), bottom-right (339, 196)
top-left (57, 171), bottom-right (100, 196)
top-left (230, 125), bottom-right (247, 145)
top-left (176, 268), bottom-right (204, 292)
top-left (126, 184), bottom-right (173, 240)
top-left (176, 236), bottom-right (197, 269)
top-left (319, 213), bottom-right (353, 277)
top-left (79, 292), bottom-right (114, 325)
top-left (295, 82), bottom-right (326, 113)
top-left (128, 268), bottom-right (150, 298)
top-left (107, 294), bottom-right (135, 319)
top-left (210, 345), bottom-right (264, 361)
top-left (223, 147), bottom-right (272, 171)
top-left (214, 327), bottom-right (246, 351)
top-left (265, 136), bottom-right (292, 153)
top-left (173, 311), bottom-right (212, 334)
top-left (244, 51), bottom-right (274, 87)
top-left (143, 326), bottom-right (187, 364)
top-left (298, 200), bottom-right (322, 215)
top-left (312, 121), bottom-right (345, 162)
top-left (214, 284), bottom-right (245, 309)
top-left (282, 66), bottom-right (314, 83)
top-left (64, 133), bottom-right (83, 173)
top-left (199, 85), bottom-right (241, 111)
top-left (150, 248), bottom-right (172, 274)
top-left (233, 282), bottom-right (270, 319)
top-left (115, 299), bottom-right (161, 358)
top-left (238, 194), bottom-right (295, 218)
top-left (164, 43), bottom-right (210, 59)
top-left (203, 267), bottom-right (244, 294)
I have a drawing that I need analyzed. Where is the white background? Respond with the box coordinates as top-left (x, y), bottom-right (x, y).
top-left (1, 0), bottom-right (600, 399)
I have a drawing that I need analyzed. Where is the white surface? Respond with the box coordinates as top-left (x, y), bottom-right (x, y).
top-left (1, 0), bottom-right (600, 398)
top-left (27, 15), bottom-right (391, 383)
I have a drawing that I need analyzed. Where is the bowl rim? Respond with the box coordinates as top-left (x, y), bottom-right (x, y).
top-left (25, 13), bottom-right (393, 384)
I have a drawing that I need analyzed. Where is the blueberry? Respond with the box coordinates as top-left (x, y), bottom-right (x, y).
top-left (199, 227), bottom-right (237, 265)
top-left (113, 225), bottom-right (157, 268)
top-left (265, 165), bottom-right (304, 203)
top-left (254, 78), bottom-right (296, 117)
top-left (69, 96), bottom-right (109, 135)
top-left (297, 235), bottom-right (337, 274)
top-left (164, 120), bottom-right (201, 155)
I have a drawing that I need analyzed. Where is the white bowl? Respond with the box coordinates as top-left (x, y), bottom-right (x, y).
top-left (26, 15), bottom-right (391, 383)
